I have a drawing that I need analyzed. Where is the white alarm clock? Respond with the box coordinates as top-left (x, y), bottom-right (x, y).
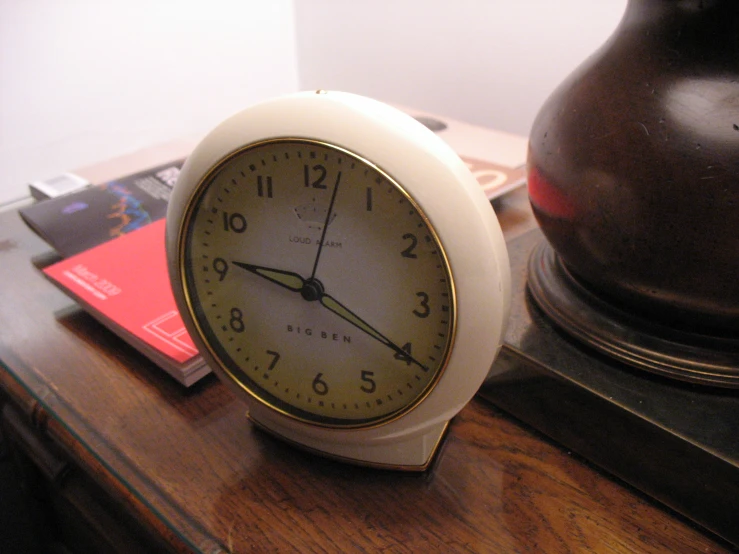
top-left (166, 90), bottom-right (510, 470)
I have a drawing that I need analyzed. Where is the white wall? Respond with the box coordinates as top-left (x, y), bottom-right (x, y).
top-left (1, 0), bottom-right (627, 207)
top-left (295, 0), bottom-right (626, 136)
top-left (0, 0), bottom-right (298, 206)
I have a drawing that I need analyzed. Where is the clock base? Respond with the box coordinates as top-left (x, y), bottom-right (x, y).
top-left (247, 404), bottom-right (449, 471)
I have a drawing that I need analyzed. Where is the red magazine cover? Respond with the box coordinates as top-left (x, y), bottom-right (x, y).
top-left (42, 218), bottom-right (209, 386)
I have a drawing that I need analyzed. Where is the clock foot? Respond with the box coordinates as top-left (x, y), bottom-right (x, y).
top-left (247, 406), bottom-right (449, 471)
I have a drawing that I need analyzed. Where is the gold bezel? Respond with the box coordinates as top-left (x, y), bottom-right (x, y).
top-left (176, 138), bottom-right (457, 429)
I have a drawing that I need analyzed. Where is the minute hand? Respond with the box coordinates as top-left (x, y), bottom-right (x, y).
top-left (319, 293), bottom-right (428, 371)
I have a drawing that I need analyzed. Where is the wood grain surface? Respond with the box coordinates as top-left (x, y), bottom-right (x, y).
top-left (0, 190), bottom-right (732, 553)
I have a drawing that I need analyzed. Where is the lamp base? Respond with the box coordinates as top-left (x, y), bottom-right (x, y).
top-left (481, 228), bottom-right (739, 547)
top-left (526, 239), bottom-right (739, 387)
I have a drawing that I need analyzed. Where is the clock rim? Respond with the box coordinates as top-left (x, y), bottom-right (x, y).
top-left (175, 137), bottom-right (458, 429)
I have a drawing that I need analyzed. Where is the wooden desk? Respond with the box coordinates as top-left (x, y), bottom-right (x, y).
top-left (0, 188), bottom-right (730, 553)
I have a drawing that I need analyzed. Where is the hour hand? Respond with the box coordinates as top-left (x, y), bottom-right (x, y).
top-left (232, 262), bottom-right (305, 292)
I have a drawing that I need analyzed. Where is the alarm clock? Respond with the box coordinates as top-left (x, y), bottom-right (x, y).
top-left (166, 91), bottom-right (510, 470)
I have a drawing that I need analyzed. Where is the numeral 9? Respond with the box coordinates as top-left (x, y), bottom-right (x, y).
top-left (213, 258), bottom-right (228, 281)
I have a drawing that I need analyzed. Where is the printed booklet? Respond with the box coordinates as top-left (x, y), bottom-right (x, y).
top-left (398, 104), bottom-right (528, 200)
top-left (20, 158), bottom-right (185, 258)
top-left (42, 219), bottom-right (209, 386)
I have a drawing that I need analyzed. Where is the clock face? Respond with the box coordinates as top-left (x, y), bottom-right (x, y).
top-left (179, 138), bottom-right (456, 428)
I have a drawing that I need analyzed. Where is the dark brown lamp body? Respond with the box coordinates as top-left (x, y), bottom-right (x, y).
top-left (528, 0), bottom-right (739, 336)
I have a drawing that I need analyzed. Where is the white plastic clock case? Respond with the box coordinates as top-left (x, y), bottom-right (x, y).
top-left (166, 91), bottom-right (511, 467)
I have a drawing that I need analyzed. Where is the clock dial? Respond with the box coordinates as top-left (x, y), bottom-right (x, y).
top-left (180, 139), bottom-right (456, 427)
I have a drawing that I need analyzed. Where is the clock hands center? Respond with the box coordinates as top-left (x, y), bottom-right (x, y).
top-left (231, 261), bottom-right (427, 370)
